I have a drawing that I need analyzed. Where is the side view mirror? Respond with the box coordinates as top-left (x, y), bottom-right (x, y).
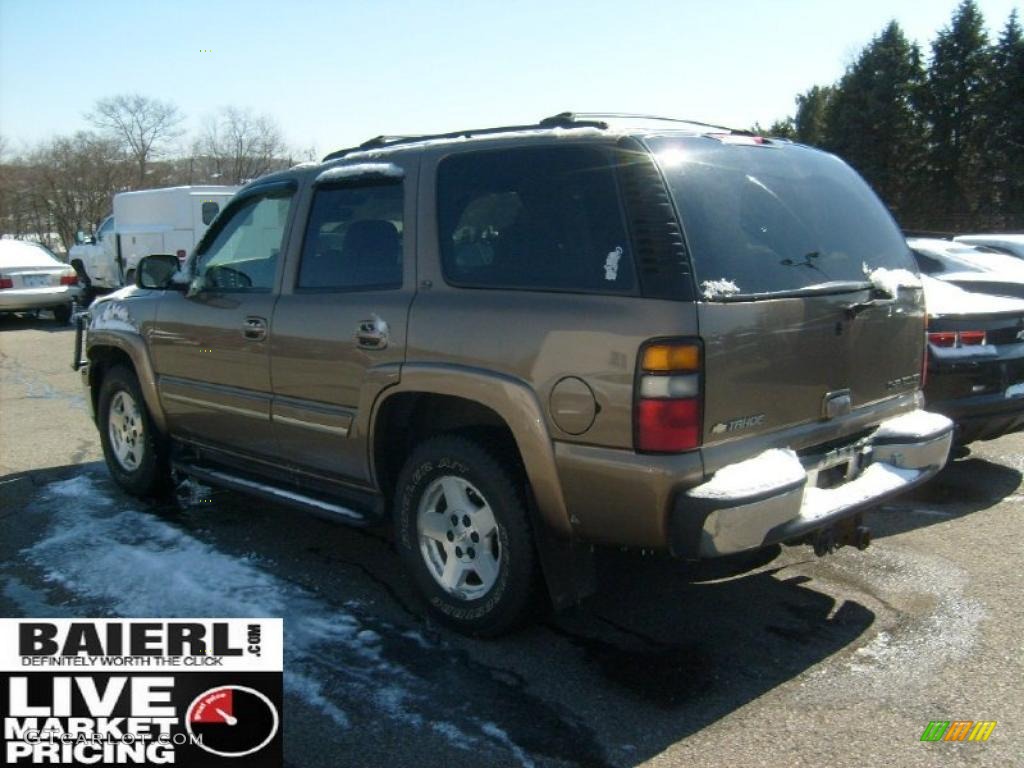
top-left (136, 254), bottom-right (186, 290)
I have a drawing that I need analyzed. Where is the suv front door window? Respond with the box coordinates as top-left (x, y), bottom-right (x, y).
top-left (150, 185), bottom-right (296, 457)
top-left (195, 192), bottom-right (290, 292)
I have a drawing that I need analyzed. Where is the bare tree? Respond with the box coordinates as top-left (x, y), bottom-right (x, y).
top-left (87, 94), bottom-right (184, 187)
top-left (200, 106), bottom-right (289, 184)
top-left (28, 132), bottom-right (132, 252)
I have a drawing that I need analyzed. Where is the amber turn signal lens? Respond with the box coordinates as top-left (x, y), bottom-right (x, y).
top-left (642, 344), bottom-right (700, 372)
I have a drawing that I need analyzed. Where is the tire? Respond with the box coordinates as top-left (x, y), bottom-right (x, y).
top-left (53, 304), bottom-right (72, 324)
top-left (394, 435), bottom-right (540, 636)
top-left (98, 365), bottom-right (169, 497)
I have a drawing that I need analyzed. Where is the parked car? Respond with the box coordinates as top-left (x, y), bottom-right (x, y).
top-left (953, 233), bottom-right (1024, 259)
top-left (908, 237), bottom-right (1024, 299)
top-left (78, 113), bottom-right (953, 635)
top-left (70, 186), bottom-right (238, 292)
top-left (921, 275), bottom-right (1024, 444)
top-left (0, 239), bottom-right (82, 323)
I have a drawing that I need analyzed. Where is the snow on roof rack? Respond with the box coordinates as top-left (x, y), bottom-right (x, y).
top-left (322, 114), bottom-right (609, 162)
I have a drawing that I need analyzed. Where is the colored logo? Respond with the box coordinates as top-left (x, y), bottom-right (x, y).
top-left (920, 721), bottom-right (997, 742)
top-left (186, 685), bottom-right (280, 758)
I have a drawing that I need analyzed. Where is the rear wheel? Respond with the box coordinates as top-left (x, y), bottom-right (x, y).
top-left (53, 304), bottom-right (72, 324)
top-left (394, 435), bottom-right (540, 636)
top-left (98, 366), bottom-right (169, 496)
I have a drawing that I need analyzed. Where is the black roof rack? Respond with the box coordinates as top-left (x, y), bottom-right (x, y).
top-left (322, 114), bottom-right (609, 162)
top-left (545, 111), bottom-right (752, 135)
top-left (319, 111), bottom-right (753, 163)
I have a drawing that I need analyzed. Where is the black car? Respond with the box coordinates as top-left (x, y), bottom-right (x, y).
top-left (922, 275), bottom-right (1024, 444)
top-left (909, 237), bottom-right (1024, 299)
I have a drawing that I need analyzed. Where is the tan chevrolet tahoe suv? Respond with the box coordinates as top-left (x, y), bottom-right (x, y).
top-left (76, 113), bottom-right (954, 635)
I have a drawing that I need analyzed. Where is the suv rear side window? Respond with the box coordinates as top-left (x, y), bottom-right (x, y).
top-left (196, 189), bottom-right (292, 292)
top-left (298, 181), bottom-right (403, 291)
top-left (438, 145), bottom-right (636, 294)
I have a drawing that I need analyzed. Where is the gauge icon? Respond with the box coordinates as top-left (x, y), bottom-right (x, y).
top-left (185, 685), bottom-right (279, 758)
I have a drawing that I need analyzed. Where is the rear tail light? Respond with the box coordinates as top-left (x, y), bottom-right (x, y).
top-left (928, 330), bottom-right (986, 348)
top-left (635, 341), bottom-right (702, 453)
top-left (60, 274), bottom-right (79, 286)
top-left (0, 276), bottom-right (12, 290)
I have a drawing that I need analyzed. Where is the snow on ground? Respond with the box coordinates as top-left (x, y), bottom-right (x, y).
top-left (13, 475), bottom-right (533, 765)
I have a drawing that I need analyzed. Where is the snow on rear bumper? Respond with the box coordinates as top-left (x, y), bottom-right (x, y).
top-left (670, 409), bottom-right (953, 558)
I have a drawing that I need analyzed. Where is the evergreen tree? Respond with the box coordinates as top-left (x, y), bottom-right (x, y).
top-left (793, 85), bottom-right (833, 147)
top-left (985, 11), bottom-right (1024, 228)
top-left (922, 0), bottom-right (992, 227)
top-left (823, 21), bottom-right (926, 223)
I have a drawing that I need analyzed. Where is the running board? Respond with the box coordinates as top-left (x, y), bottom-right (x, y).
top-left (173, 462), bottom-right (375, 525)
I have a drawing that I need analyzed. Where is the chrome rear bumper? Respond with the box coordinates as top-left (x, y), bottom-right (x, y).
top-left (670, 409), bottom-right (953, 558)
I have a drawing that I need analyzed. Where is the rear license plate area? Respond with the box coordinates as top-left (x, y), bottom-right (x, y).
top-left (24, 275), bottom-right (50, 288)
top-left (816, 463), bottom-right (850, 489)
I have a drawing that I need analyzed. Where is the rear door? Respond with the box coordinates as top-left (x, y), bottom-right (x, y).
top-left (269, 160), bottom-right (417, 482)
top-left (150, 180), bottom-right (296, 457)
top-left (649, 136), bottom-right (925, 449)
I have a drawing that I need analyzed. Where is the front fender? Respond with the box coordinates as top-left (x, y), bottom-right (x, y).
top-left (87, 330), bottom-right (166, 433)
top-left (370, 363), bottom-right (572, 537)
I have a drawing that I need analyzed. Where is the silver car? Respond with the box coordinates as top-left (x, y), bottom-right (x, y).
top-left (0, 239), bottom-right (82, 323)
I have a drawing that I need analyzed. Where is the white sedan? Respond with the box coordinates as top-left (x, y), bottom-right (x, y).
top-left (0, 239), bottom-right (83, 323)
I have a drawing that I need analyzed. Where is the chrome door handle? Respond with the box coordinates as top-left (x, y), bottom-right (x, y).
top-left (243, 316), bottom-right (267, 341)
top-left (356, 315), bottom-right (389, 350)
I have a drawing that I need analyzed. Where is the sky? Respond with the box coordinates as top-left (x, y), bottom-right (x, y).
top-left (1, 0), bottom-right (1020, 159)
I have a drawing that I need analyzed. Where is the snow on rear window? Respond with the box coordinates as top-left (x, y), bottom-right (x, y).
top-left (700, 279), bottom-right (740, 299)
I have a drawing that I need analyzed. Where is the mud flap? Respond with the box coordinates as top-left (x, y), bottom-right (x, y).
top-left (527, 492), bottom-right (596, 610)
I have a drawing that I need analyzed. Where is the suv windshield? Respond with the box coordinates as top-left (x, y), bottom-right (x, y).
top-left (647, 136), bottom-right (916, 298)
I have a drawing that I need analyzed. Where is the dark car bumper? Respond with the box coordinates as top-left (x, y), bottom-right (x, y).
top-left (925, 343), bottom-right (1024, 444)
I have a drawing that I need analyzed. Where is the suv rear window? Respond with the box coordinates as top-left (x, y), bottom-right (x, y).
top-left (648, 136), bottom-right (916, 298)
top-left (437, 145), bottom-right (637, 294)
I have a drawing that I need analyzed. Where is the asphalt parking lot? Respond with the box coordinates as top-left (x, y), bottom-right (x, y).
top-left (1, 312), bottom-right (1021, 767)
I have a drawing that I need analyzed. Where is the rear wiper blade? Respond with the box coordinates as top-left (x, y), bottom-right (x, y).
top-left (712, 280), bottom-right (872, 302)
top-left (844, 293), bottom-right (897, 318)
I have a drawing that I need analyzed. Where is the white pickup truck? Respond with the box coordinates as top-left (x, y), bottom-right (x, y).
top-left (70, 185), bottom-right (239, 290)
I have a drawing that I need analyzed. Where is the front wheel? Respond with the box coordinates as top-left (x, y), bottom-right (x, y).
top-left (394, 435), bottom-right (540, 636)
top-left (98, 366), bottom-right (169, 496)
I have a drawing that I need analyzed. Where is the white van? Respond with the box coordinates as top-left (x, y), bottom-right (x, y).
top-left (71, 186), bottom-right (238, 290)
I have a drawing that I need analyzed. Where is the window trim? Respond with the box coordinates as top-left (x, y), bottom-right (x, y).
top-left (192, 180), bottom-right (297, 295)
top-left (435, 143), bottom-right (641, 298)
top-left (294, 176), bottom-right (405, 294)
